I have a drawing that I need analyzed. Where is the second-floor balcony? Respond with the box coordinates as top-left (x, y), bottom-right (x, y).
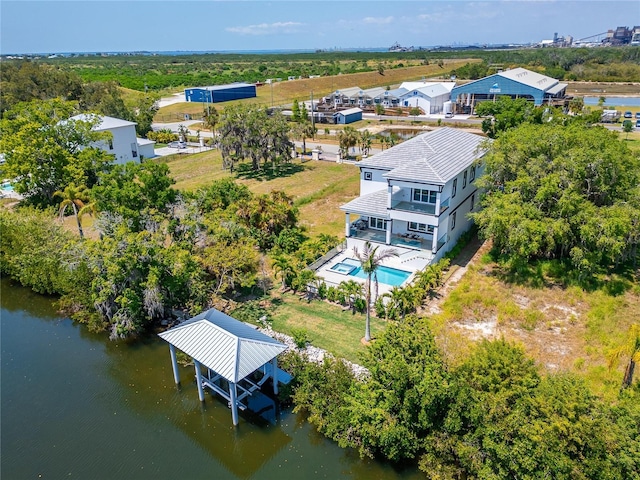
top-left (392, 197), bottom-right (449, 216)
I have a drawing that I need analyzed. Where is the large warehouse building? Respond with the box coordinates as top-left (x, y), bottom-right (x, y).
top-left (184, 83), bottom-right (257, 103)
top-left (450, 67), bottom-right (568, 113)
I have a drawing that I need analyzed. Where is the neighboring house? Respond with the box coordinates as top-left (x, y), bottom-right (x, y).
top-left (70, 114), bottom-right (140, 164)
top-left (374, 87), bottom-right (407, 108)
top-left (341, 127), bottom-right (488, 258)
top-left (334, 107), bottom-right (363, 124)
top-left (398, 82), bottom-right (456, 114)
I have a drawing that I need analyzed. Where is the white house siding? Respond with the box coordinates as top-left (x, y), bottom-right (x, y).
top-left (359, 168), bottom-right (387, 195)
top-left (70, 115), bottom-right (140, 165)
top-left (137, 138), bottom-right (156, 160)
top-left (100, 125), bottom-right (140, 164)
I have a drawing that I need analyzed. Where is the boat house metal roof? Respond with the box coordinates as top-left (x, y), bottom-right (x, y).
top-left (158, 308), bottom-right (287, 383)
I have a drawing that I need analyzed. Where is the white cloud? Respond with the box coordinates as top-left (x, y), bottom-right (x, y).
top-left (226, 21), bottom-right (305, 36)
top-left (362, 16), bottom-right (394, 25)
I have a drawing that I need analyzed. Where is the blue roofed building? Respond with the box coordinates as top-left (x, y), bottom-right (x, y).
top-left (450, 67), bottom-right (568, 114)
top-left (184, 83), bottom-right (257, 104)
top-left (333, 107), bottom-right (363, 124)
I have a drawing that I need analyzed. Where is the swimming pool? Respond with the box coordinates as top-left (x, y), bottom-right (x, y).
top-left (332, 258), bottom-right (411, 287)
top-left (1, 181), bottom-right (14, 193)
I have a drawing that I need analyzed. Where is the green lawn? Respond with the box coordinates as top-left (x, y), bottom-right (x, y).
top-left (159, 151), bottom-right (360, 238)
top-left (270, 292), bottom-right (388, 363)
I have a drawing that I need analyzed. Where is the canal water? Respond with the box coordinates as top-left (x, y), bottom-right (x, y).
top-left (1, 278), bottom-right (422, 479)
top-left (583, 96), bottom-right (640, 107)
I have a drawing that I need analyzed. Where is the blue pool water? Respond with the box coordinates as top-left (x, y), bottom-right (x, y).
top-left (335, 258), bottom-right (411, 287)
top-left (1, 182), bottom-right (14, 192)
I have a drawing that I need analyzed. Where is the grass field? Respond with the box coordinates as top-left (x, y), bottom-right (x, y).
top-left (154, 59), bottom-right (478, 121)
top-left (160, 151), bottom-right (360, 238)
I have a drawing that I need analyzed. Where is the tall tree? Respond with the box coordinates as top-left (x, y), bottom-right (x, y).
top-left (54, 183), bottom-right (90, 238)
top-left (358, 130), bottom-right (373, 157)
top-left (338, 126), bottom-right (358, 158)
top-left (272, 254), bottom-right (295, 290)
top-left (353, 241), bottom-right (398, 341)
top-left (608, 324), bottom-right (640, 389)
top-left (291, 99), bottom-right (301, 122)
top-left (0, 99), bottom-right (113, 206)
top-left (473, 123), bottom-right (640, 272)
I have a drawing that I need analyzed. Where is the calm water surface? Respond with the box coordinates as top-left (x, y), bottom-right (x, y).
top-left (1, 278), bottom-right (422, 479)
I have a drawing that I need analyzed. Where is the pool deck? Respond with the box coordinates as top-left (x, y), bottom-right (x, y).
top-left (315, 237), bottom-right (434, 296)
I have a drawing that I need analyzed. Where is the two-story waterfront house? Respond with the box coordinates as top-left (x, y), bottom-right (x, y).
top-left (340, 127), bottom-right (488, 261)
top-left (313, 128), bottom-right (488, 292)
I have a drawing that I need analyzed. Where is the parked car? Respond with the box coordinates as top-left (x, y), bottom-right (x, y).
top-left (623, 111), bottom-right (633, 118)
top-left (168, 141), bottom-right (187, 149)
top-left (636, 119), bottom-right (640, 128)
top-left (636, 112), bottom-right (640, 119)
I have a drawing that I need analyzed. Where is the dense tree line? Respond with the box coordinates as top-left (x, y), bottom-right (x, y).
top-left (6, 46), bottom-right (637, 94)
top-left (288, 317), bottom-right (640, 478)
top-left (1, 63), bottom-right (159, 136)
top-left (472, 122), bottom-right (640, 275)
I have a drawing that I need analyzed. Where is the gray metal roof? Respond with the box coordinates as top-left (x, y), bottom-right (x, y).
top-left (334, 107), bottom-right (363, 116)
top-left (333, 86), bottom-right (362, 98)
top-left (546, 82), bottom-right (568, 95)
top-left (359, 128), bottom-right (488, 185)
top-left (200, 83), bottom-right (255, 91)
top-left (158, 308), bottom-right (287, 383)
top-left (70, 114), bottom-right (137, 130)
top-left (405, 84), bottom-right (451, 99)
top-left (376, 87), bottom-right (408, 99)
top-left (362, 87), bottom-right (386, 98)
top-left (340, 189), bottom-right (390, 217)
top-left (497, 68), bottom-right (559, 92)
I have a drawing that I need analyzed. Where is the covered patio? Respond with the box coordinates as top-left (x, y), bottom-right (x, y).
top-left (159, 308), bottom-right (289, 426)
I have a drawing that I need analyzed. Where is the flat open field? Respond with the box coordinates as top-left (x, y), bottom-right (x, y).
top-left (160, 151), bottom-right (360, 238)
top-left (154, 59), bottom-right (478, 121)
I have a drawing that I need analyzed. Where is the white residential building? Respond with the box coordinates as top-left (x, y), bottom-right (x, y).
top-left (398, 81), bottom-right (457, 114)
top-left (314, 128), bottom-right (488, 292)
top-left (70, 114), bottom-right (144, 164)
top-left (341, 127), bottom-right (488, 259)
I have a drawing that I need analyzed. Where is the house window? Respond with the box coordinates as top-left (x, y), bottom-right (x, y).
top-left (471, 194), bottom-right (475, 211)
top-left (408, 222), bottom-right (435, 234)
top-left (364, 171), bottom-right (372, 181)
top-left (452, 179), bottom-right (457, 198)
top-left (412, 189), bottom-right (437, 204)
top-left (470, 165), bottom-right (476, 181)
top-left (451, 212), bottom-right (457, 230)
top-left (369, 217), bottom-right (387, 230)
top-left (108, 139), bottom-right (114, 150)
top-left (463, 171), bottom-right (467, 188)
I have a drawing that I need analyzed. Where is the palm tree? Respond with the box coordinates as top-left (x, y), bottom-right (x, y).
top-left (359, 130), bottom-right (373, 157)
top-left (608, 324), bottom-right (640, 390)
top-left (54, 183), bottom-right (90, 238)
top-left (338, 279), bottom-right (363, 313)
top-left (353, 241), bottom-right (398, 341)
top-left (272, 255), bottom-right (295, 290)
top-left (338, 126), bottom-right (358, 159)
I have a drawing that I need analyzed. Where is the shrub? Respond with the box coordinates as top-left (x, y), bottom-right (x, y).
top-left (291, 327), bottom-right (310, 348)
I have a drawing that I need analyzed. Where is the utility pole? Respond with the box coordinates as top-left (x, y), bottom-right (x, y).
top-left (310, 90), bottom-right (315, 136)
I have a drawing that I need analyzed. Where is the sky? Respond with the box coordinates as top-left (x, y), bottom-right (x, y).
top-left (1, 1), bottom-right (638, 54)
